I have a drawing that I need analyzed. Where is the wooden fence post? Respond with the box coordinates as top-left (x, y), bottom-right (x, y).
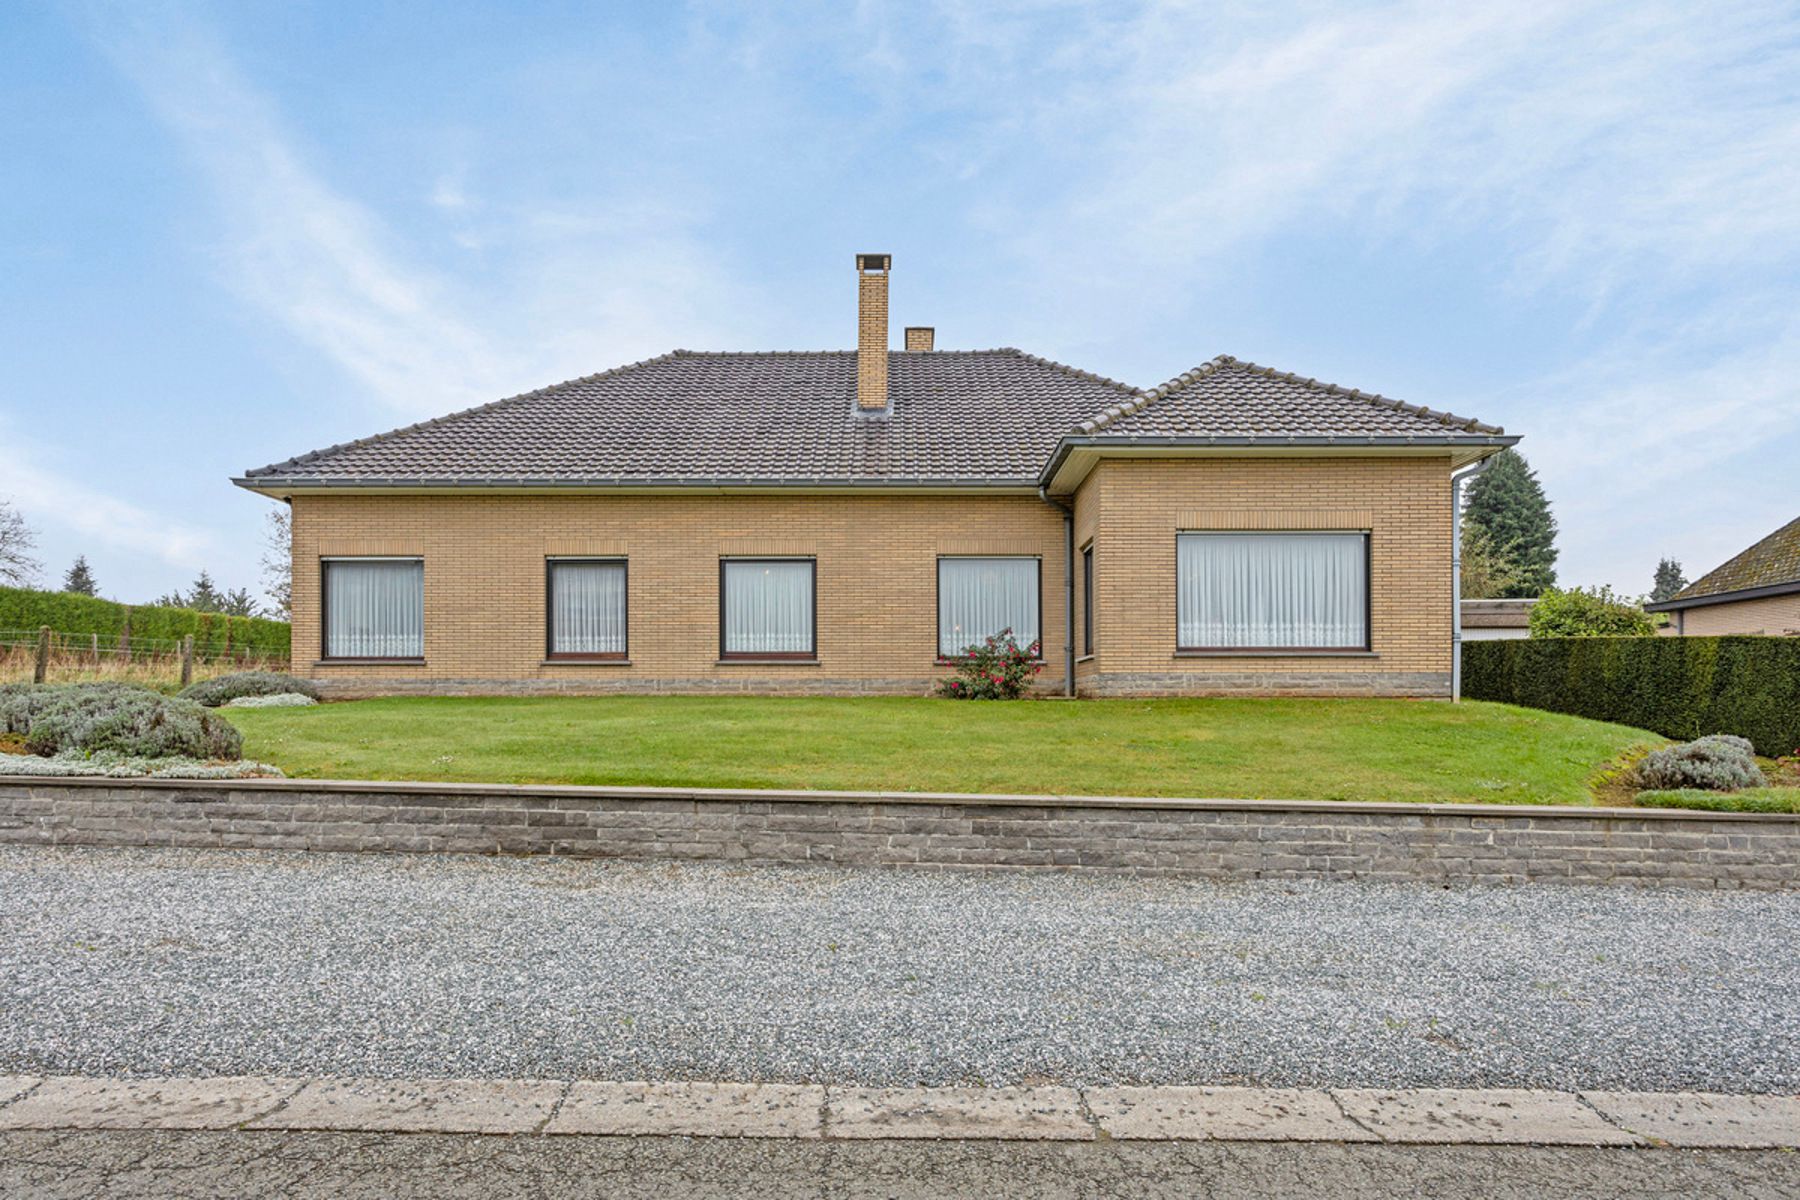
top-left (90, 633), bottom-right (100, 665)
top-left (179, 636), bottom-right (194, 687)
top-left (119, 612), bottom-right (133, 664)
top-left (34, 626), bottom-right (51, 684)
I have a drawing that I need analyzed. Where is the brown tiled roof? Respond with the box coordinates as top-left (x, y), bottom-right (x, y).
top-left (1660, 516), bottom-right (1800, 606)
top-left (1076, 355), bottom-right (1504, 439)
top-left (240, 350), bottom-right (1137, 488)
top-left (239, 349), bottom-right (1510, 490)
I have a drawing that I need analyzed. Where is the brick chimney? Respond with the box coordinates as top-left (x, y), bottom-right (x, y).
top-left (856, 254), bottom-right (890, 411)
top-left (904, 326), bottom-right (934, 351)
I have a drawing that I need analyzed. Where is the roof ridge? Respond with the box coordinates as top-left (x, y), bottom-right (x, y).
top-left (1001, 348), bottom-right (1139, 400)
top-left (1075, 354), bottom-right (1237, 434)
top-left (1077, 354), bottom-right (1504, 437)
top-left (243, 352), bottom-right (688, 478)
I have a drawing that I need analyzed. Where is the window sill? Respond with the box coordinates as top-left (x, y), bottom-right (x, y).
top-left (1173, 649), bottom-right (1378, 659)
top-left (541, 658), bottom-right (632, 666)
top-left (716, 658), bottom-right (821, 666)
top-left (1075, 654), bottom-right (1096, 664)
top-left (934, 657), bottom-right (1046, 667)
top-left (314, 658), bottom-right (426, 666)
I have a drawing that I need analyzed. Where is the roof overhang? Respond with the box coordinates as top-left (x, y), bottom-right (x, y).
top-left (1038, 434), bottom-right (1520, 495)
top-left (232, 477), bottom-right (1045, 500)
top-left (1643, 578), bottom-right (1800, 612)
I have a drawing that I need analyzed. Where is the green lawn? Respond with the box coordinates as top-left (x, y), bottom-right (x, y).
top-left (223, 696), bottom-right (1659, 805)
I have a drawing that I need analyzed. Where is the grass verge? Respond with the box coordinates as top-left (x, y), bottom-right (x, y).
top-left (1634, 788), bottom-right (1800, 814)
top-left (222, 695), bottom-right (1659, 805)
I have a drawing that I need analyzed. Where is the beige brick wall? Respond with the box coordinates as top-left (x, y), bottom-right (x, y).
top-left (289, 455), bottom-right (1459, 697)
top-left (1679, 593), bottom-right (1800, 636)
top-left (292, 492), bottom-right (1066, 692)
top-left (1071, 456), bottom-right (1454, 693)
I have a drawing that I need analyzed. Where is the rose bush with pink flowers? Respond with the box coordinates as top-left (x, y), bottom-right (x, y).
top-left (934, 628), bottom-right (1041, 699)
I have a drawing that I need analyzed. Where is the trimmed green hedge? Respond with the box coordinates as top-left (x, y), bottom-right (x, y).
top-left (0, 586), bottom-right (290, 661)
top-left (1462, 636), bottom-right (1800, 757)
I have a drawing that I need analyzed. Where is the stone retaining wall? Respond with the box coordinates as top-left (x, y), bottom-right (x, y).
top-left (0, 779), bottom-right (1793, 888)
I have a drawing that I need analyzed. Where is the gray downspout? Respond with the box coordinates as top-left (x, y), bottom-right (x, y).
top-left (1039, 487), bottom-right (1077, 697)
top-left (1450, 456), bottom-right (1496, 703)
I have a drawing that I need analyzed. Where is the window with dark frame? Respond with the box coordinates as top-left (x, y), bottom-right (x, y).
top-left (1175, 532), bottom-right (1370, 652)
top-left (936, 556), bottom-right (1042, 659)
top-left (720, 558), bottom-right (816, 659)
top-left (322, 557), bottom-right (424, 660)
top-left (546, 558), bottom-right (628, 660)
top-left (1081, 544), bottom-right (1094, 655)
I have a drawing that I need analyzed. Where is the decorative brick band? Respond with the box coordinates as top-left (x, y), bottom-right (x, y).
top-left (1, 778), bottom-right (1793, 889)
top-left (1079, 670), bottom-right (1451, 698)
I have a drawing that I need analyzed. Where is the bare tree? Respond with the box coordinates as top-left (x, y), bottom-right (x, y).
top-left (0, 498), bottom-right (42, 587)
top-left (261, 506), bottom-right (292, 618)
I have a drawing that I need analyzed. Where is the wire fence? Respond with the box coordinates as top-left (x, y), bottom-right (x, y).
top-left (0, 626), bottom-right (290, 688)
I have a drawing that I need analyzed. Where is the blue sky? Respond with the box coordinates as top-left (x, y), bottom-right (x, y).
top-left (3, 0), bottom-right (1797, 607)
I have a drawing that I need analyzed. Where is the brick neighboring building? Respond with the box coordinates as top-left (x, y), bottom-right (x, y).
top-left (1646, 516), bottom-right (1800, 636)
top-left (235, 255), bottom-right (1518, 697)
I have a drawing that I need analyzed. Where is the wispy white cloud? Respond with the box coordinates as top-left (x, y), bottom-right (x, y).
top-left (0, 421), bottom-right (215, 576)
top-left (86, 11), bottom-right (774, 418)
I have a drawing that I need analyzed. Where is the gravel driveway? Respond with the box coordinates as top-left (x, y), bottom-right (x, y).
top-left (0, 845), bottom-right (1794, 1092)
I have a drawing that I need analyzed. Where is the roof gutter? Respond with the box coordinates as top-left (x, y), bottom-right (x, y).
top-left (232, 476), bottom-right (1044, 495)
top-left (1038, 487), bottom-right (1077, 698)
top-left (1644, 578), bottom-right (1800, 613)
top-left (1037, 432), bottom-right (1522, 493)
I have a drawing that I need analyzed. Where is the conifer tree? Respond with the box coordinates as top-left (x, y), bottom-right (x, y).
top-left (1463, 450), bottom-right (1557, 597)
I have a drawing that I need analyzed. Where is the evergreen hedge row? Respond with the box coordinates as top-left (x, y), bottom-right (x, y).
top-left (1462, 635), bottom-right (1800, 757)
top-left (0, 586), bottom-right (290, 661)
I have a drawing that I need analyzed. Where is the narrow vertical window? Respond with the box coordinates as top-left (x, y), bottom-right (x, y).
top-left (1176, 533), bottom-right (1369, 650)
top-left (1081, 544), bottom-right (1094, 655)
top-left (322, 558), bottom-right (423, 659)
top-left (547, 559), bottom-right (628, 659)
top-left (937, 557), bottom-right (1041, 658)
top-left (720, 559), bottom-right (816, 659)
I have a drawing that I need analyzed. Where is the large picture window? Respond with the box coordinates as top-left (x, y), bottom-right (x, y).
top-left (547, 559), bottom-right (627, 659)
top-left (937, 556), bottom-right (1041, 658)
top-left (323, 558), bottom-right (424, 660)
top-left (1176, 533), bottom-right (1368, 651)
top-left (720, 559), bottom-right (815, 659)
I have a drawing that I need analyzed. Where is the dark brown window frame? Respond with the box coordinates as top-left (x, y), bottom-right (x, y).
top-left (1081, 543), bottom-right (1094, 656)
top-left (718, 557), bottom-right (818, 661)
top-left (1173, 531), bottom-right (1373, 654)
top-left (934, 554), bottom-right (1045, 662)
top-left (545, 557), bottom-right (629, 662)
top-left (319, 556), bottom-right (426, 664)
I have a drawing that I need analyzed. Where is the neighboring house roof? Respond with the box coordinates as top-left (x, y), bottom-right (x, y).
top-left (1645, 516), bottom-right (1800, 611)
top-left (237, 349), bottom-right (1514, 493)
top-left (1459, 598), bottom-right (1535, 629)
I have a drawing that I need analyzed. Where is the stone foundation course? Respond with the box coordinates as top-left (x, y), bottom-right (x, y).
top-left (0, 777), bottom-right (1794, 888)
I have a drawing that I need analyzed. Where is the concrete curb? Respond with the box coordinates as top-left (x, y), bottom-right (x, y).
top-left (0, 1076), bottom-right (1793, 1147)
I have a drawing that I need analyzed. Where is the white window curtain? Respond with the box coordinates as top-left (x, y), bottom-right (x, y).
top-left (325, 559), bottom-right (423, 658)
top-left (938, 557), bottom-right (1040, 657)
top-left (550, 561), bottom-right (627, 655)
top-left (722, 560), bottom-right (814, 655)
top-left (1177, 534), bottom-right (1367, 649)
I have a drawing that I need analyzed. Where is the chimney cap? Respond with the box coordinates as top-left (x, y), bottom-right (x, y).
top-left (856, 253), bottom-right (891, 273)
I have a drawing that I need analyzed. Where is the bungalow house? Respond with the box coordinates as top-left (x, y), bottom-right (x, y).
top-left (1645, 516), bottom-right (1800, 636)
top-left (234, 255), bottom-right (1517, 698)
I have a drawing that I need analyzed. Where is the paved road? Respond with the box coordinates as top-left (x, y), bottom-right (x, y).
top-left (2, 1131), bottom-right (1797, 1199)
